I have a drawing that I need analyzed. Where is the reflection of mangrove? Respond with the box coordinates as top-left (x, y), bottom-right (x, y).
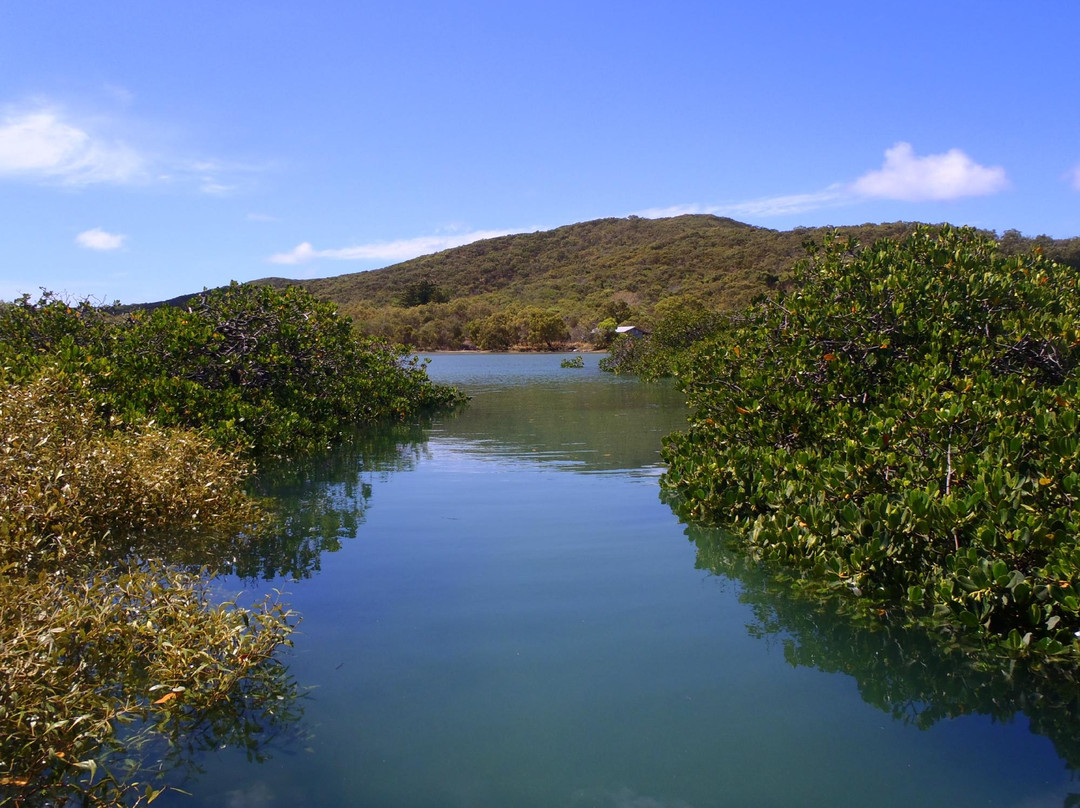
top-left (683, 518), bottom-right (1080, 783)
top-left (240, 421), bottom-right (432, 580)
top-left (121, 658), bottom-right (304, 799)
top-left (107, 422), bottom-right (432, 582)
top-left (435, 380), bottom-right (686, 473)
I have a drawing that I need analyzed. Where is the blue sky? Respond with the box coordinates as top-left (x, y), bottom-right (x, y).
top-left (1, 1), bottom-right (1078, 304)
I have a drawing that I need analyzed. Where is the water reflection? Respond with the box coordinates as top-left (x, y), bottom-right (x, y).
top-left (204, 372), bottom-right (687, 582)
top-left (426, 367), bottom-right (687, 475)
top-left (142, 353), bottom-right (1080, 807)
top-left (144, 659), bottom-right (304, 794)
top-left (684, 518), bottom-right (1080, 784)
top-left (242, 422), bottom-right (433, 580)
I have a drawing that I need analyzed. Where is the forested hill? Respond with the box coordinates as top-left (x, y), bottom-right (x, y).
top-left (160, 215), bottom-right (1080, 350)
top-left (257, 215), bottom-right (915, 312)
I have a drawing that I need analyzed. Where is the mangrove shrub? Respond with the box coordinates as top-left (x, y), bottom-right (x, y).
top-left (0, 282), bottom-right (464, 803)
top-left (0, 283), bottom-right (465, 455)
top-left (663, 226), bottom-right (1080, 656)
top-left (0, 371), bottom-right (295, 806)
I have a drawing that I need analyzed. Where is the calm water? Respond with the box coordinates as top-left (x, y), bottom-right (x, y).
top-left (161, 353), bottom-right (1079, 808)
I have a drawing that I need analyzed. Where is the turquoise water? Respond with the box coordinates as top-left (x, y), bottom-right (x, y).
top-left (160, 353), bottom-right (1079, 807)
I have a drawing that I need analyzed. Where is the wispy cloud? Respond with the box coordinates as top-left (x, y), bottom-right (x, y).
top-left (0, 102), bottom-right (261, 194)
top-left (199, 180), bottom-right (235, 195)
top-left (187, 158), bottom-right (263, 196)
top-left (1066, 163), bottom-right (1080, 192)
top-left (247, 212), bottom-right (279, 222)
top-left (639, 143), bottom-right (1009, 221)
top-left (638, 186), bottom-right (848, 220)
top-left (75, 227), bottom-right (126, 251)
top-left (0, 108), bottom-right (145, 185)
top-left (268, 229), bottom-right (523, 265)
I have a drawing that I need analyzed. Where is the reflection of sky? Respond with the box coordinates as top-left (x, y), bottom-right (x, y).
top-left (423, 436), bottom-right (667, 477)
top-left (568, 786), bottom-right (694, 808)
top-left (226, 782), bottom-right (274, 808)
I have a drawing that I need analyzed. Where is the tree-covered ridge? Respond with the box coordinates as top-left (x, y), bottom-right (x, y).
top-left (281, 216), bottom-right (1080, 348)
top-left (254, 216), bottom-right (922, 347)
top-left (144, 216), bottom-right (1080, 352)
top-left (661, 226), bottom-right (1080, 658)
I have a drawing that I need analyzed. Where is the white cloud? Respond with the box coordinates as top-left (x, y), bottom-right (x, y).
top-left (268, 229), bottom-right (523, 265)
top-left (0, 108), bottom-right (145, 185)
top-left (247, 212), bottom-right (279, 222)
top-left (76, 227), bottom-right (126, 251)
top-left (639, 143), bottom-right (1009, 222)
top-left (634, 204), bottom-right (712, 219)
top-left (851, 142), bottom-right (1008, 201)
top-left (200, 179), bottom-right (235, 195)
top-left (188, 158), bottom-right (253, 195)
top-left (270, 242), bottom-right (317, 264)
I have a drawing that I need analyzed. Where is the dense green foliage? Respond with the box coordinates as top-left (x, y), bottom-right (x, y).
top-left (2, 283), bottom-right (464, 455)
top-left (0, 372), bottom-right (260, 577)
top-left (662, 226), bottom-right (1080, 657)
top-left (599, 295), bottom-right (729, 379)
top-left (0, 284), bottom-right (463, 804)
top-left (469, 305), bottom-right (570, 350)
top-left (396, 275), bottom-right (450, 307)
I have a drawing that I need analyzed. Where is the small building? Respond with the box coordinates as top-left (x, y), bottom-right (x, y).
top-left (615, 325), bottom-right (649, 338)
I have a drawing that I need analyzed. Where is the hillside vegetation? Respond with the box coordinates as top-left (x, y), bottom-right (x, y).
top-left (237, 215), bottom-right (1080, 350)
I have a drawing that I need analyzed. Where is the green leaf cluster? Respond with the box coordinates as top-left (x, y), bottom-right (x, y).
top-left (451, 305), bottom-right (571, 351)
top-left (662, 226), bottom-right (1080, 655)
top-left (395, 275), bottom-right (450, 307)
